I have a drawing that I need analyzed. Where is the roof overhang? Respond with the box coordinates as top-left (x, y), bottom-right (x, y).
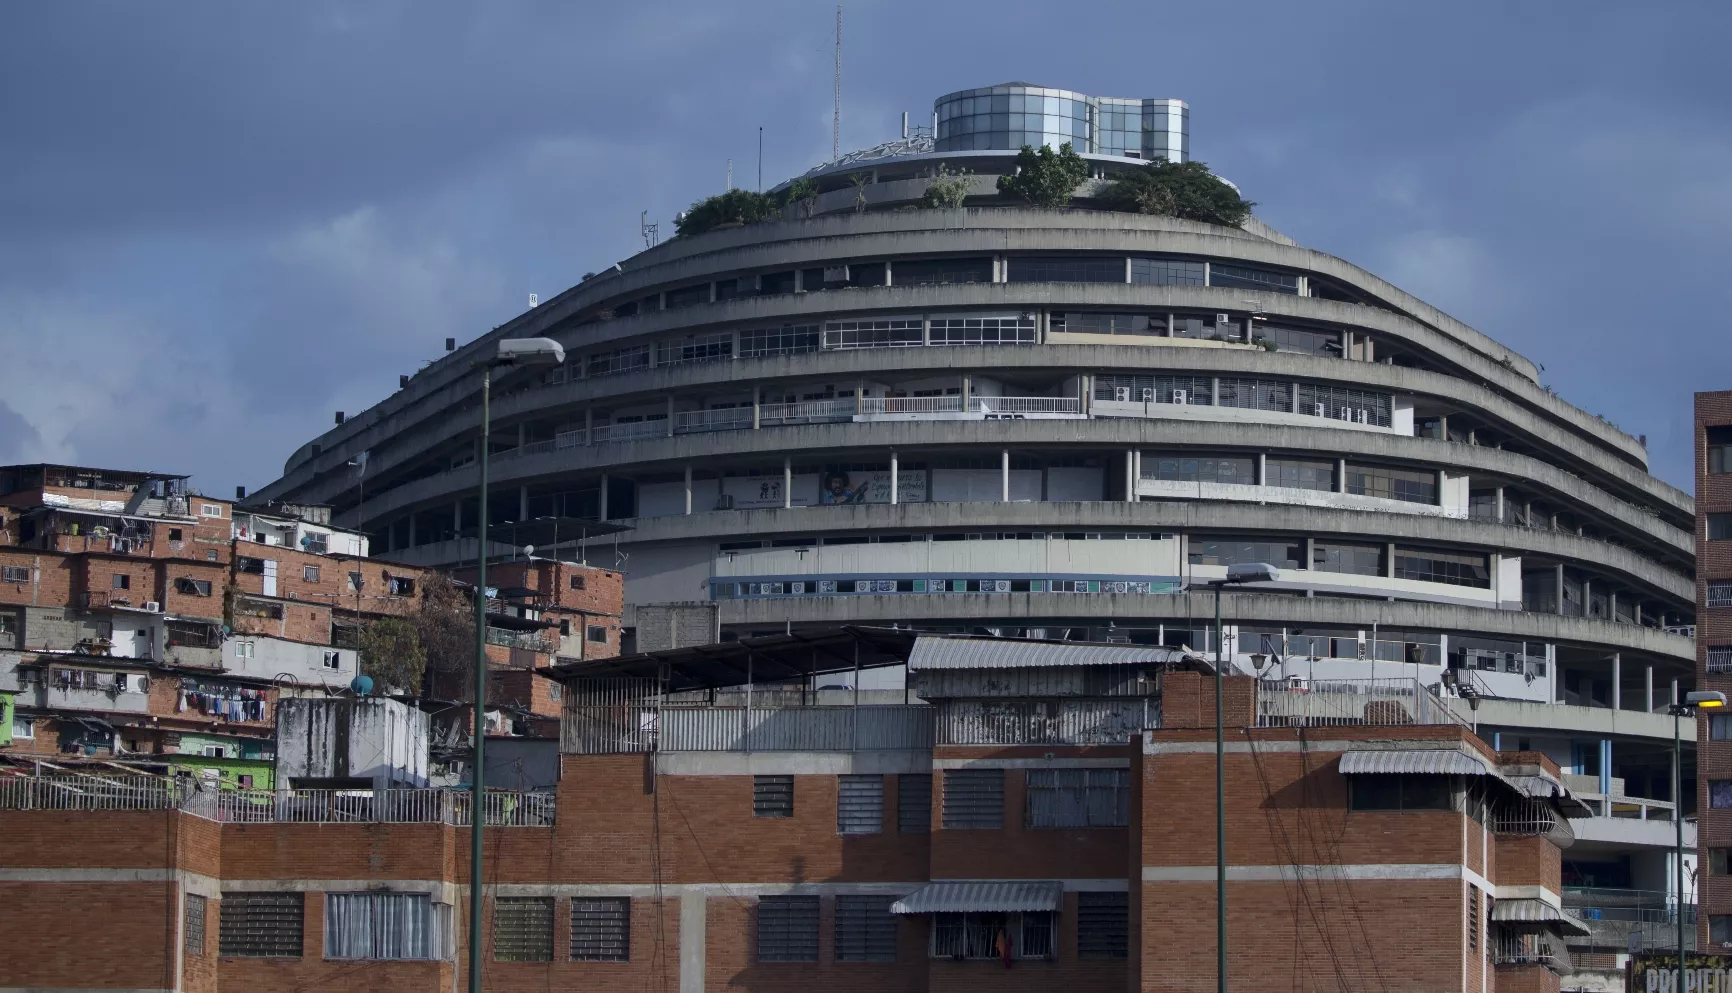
top-left (1490, 898), bottom-right (1592, 936)
top-left (890, 880), bottom-right (1064, 915)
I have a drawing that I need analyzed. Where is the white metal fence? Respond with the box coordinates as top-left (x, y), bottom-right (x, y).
top-left (1255, 677), bottom-right (1466, 728)
top-left (0, 775), bottom-right (187, 810)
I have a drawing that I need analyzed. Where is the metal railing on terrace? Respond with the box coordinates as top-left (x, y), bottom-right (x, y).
top-left (564, 701), bottom-right (936, 754)
top-left (1562, 887), bottom-right (1695, 950)
top-left (860, 396), bottom-right (1081, 416)
top-left (590, 420), bottom-right (668, 443)
top-left (1254, 677), bottom-right (1468, 728)
top-left (484, 627), bottom-right (556, 654)
top-left (0, 776), bottom-right (554, 826)
top-left (759, 398), bottom-right (856, 426)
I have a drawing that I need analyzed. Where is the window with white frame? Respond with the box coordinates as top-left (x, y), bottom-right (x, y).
top-left (1025, 768), bottom-right (1130, 828)
top-left (200, 503), bottom-right (224, 518)
top-left (323, 651), bottom-right (341, 670)
top-left (323, 892), bottom-right (450, 960)
top-left (235, 641), bottom-right (255, 660)
top-left (931, 912), bottom-right (1053, 960)
top-left (303, 565), bottom-right (320, 582)
top-left (12, 714), bottom-right (34, 739)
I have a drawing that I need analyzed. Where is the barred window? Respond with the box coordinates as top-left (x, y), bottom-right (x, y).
top-left (1051, 311), bottom-right (1165, 335)
top-left (932, 912), bottom-right (1053, 959)
top-left (1077, 891), bottom-right (1129, 958)
top-left (1144, 455), bottom-right (1255, 485)
top-left (1188, 537), bottom-right (1304, 570)
top-left (1210, 263), bottom-right (1298, 294)
top-left (754, 775), bottom-right (794, 817)
top-left (1394, 547), bottom-right (1490, 588)
top-left (928, 315), bottom-right (1035, 346)
top-left (2, 565), bottom-right (29, 583)
top-left (1217, 378), bottom-right (1291, 413)
top-left (739, 324), bottom-right (820, 358)
top-left (1026, 768), bottom-right (1130, 827)
top-left (1346, 465), bottom-right (1436, 504)
top-left (837, 774), bottom-right (884, 834)
top-left (942, 768), bottom-right (1004, 829)
top-left (1267, 458), bottom-right (1335, 492)
top-left (185, 894), bottom-right (207, 956)
top-left (898, 774), bottom-right (932, 833)
top-left (834, 895), bottom-right (897, 962)
top-left (494, 897), bottom-right (553, 962)
top-left (1466, 886), bottom-right (1480, 952)
top-left (1710, 581), bottom-right (1732, 608)
top-left (822, 317), bottom-right (923, 350)
top-left (1313, 541), bottom-right (1384, 577)
top-left (587, 345), bottom-right (651, 377)
top-left (220, 891), bottom-right (304, 958)
top-left (656, 332), bottom-right (732, 366)
top-left (1297, 384), bottom-right (1392, 426)
top-left (757, 895), bottom-right (820, 962)
top-left (1095, 374), bottom-right (1213, 406)
top-left (324, 892), bottom-right (449, 960)
top-left (1130, 257), bottom-right (1205, 286)
top-left (570, 898), bottom-right (630, 961)
top-left (1707, 646), bottom-right (1732, 674)
top-left (894, 257), bottom-right (993, 285)
top-left (1007, 255), bottom-right (1125, 283)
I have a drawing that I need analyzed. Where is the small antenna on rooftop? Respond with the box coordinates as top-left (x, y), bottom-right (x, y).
top-left (640, 210), bottom-right (658, 249)
top-left (726, 159), bottom-right (733, 190)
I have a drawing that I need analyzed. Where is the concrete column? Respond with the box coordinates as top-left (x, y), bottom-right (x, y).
top-left (1081, 374), bottom-right (1092, 416)
top-left (1290, 381), bottom-right (1301, 414)
top-left (1438, 414), bottom-right (1449, 441)
top-left (1303, 537), bottom-right (1314, 570)
top-left (1556, 563), bottom-right (1566, 615)
top-left (890, 451), bottom-right (898, 505)
top-left (599, 474), bottom-right (609, 521)
top-left (855, 383), bottom-right (864, 415)
top-left (1612, 653), bottom-right (1621, 710)
top-left (679, 890), bottom-right (706, 993)
top-left (1124, 257), bottom-right (1133, 283)
top-left (1343, 330), bottom-right (1354, 358)
top-left (793, 269), bottom-right (803, 292)
top-left (922, 315), bottom-right (931, 345)
top-left (1001, 449), bottom-right (1011, 503)
top-left (962, 374), bottom-right (971, 403)
top-left (1364, 337), bottom-right (1375, 362)
top-left (752, 385), bottom-right (761, 430)
top-left (517, 422), bottom-right (526, 448)
top-left (1166, 313), bottom-right (1175, 338)
top-left (407, 510), bottom-right (417, 547)
top-left (1210, 377), bottom-right (1220, 405)
top-left (1385, 543), bottom-right (1396, 579)
top-left (783, 457), bottom-right (792, 509)
top-left (1257, 453), bottom-right (1267, 486)
top-left (518, 486), bottom-right (529, 522)
top-left (1647, 665), bottom-right (1654, 712)
top-left (453, 501), bottom-right (461, 533)
top-left (1335, 459), bottom-right (1347, 494)
top-left (666, 395), bottom-right (676, 436)
top-left (1494, 486), bottom-right (1505, 522)
top-left (1610, 590), bottom-right (1619, 623)
top-left (1125, 450), bottom-right (1135, 503)
top-left (1599, 739), bottom-right (1612, 798)
top-left (1134, 450), bottom-right (1143, 486)
top-left (730, 328), bottom-right (740, 357)
top-left (1674, 678), bottom-right (1680, 707)
top-left (684, 465), bottom-right (693, 515)
top-left (1435, 469), bottom-right (1447, 506)
top-left (1583, 578), bottom-right (1593, 618)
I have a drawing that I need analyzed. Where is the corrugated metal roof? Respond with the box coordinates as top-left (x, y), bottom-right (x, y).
top-left (890, 880), bottom-right (1065, 915)
top-left (908, 636), bottom-right (1193, 671)
top-left (1337, 746), bottom-right (1496, 777)
top-left (1490, 899), bottom-right (1592, 936)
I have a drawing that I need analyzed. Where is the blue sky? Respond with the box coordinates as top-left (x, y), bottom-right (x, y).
top-left (3, 1), bottom-right (1728, 493)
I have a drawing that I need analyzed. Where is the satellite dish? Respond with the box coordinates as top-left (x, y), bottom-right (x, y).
top-left (350, 674), bottom-right (374, 696)
top-left (523, 544), bottom-right (535, 557)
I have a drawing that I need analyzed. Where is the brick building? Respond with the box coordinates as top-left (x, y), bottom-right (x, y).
top-left (1698, 391), bottom-right (1732, 951)
top-left (0, 630), bottom-right (1586, 991)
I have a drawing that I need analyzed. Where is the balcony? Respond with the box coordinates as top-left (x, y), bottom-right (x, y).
top-left (1561, 887), bottom-right (1695, 951)
top-left (1255, 677), bottom-right (1467, 728)
top-left (0, 776), bottom-right (554, 827)
top-left (857, 396), bottom-right (1083, 420)
top-left (1491, 928), bottom-right (1573, 974)
top-left (562, 683), bottom-right (935, 754)
top-left (484, 627), bottom-right (556, 654)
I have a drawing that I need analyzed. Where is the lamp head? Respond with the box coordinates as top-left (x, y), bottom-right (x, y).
top-left (1224, 562), bottom-right (1281, 585)
top-left (494, 337), bottom-right (565, 367)
top-left (1686, 691), bottom-right (1728, 709)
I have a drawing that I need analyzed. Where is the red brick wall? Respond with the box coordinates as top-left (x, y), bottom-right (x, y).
top-left (931, 745), bottom-right (1129, 882)
top-left (478, 895), bottom-right (681, 993)
top-left (1156, 672), bottom-right (1257, 730)
top-left (0, 881), bottom-right (181, 987)
top-left (1700, 390), bottom-right (1732, 944)
top-left (162, 560), bottom-right (229, 620)
top-left (704, 895), bottom-right (929, 992)
top-left (231, 599), bottom-right (333, 644)
top-left (0, 549), bottom-right (72, 607)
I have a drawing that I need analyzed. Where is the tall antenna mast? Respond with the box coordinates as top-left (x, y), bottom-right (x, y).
top-left (832, 5), bottom-right (841, 161)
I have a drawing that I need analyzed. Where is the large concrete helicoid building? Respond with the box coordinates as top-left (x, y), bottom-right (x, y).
top-left (251, 82), bottom-right (1702, 974)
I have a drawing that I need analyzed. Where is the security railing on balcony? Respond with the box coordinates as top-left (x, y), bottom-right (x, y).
top-left (0, 777), bottom-right (555, 826)
top-left (674, 407), bottom-right (755, 434)
top-left (1495, 797), bottom-right (1577, 846)
top-left (1255, 677), bottom-right (1467, 728)
top-left (937, 698), bottom-right (1153, 745)
top-left (862, 396), bottom-right (964, 415)
top-left (591, 420), bottom-right (669, 443)
top-left (484, 627), bottom-right (556, 654)
top-left (1561, 887), bottom-right (1695, 950)
top-left (759, 398), bottom-right (856, 426)
top-left (971, 396), bottom-right (1081, 415)
top-left (561, 682), bottom-right (935, 754)
top-left (1491, 928), bottom-right (1573, 973)
top-left (858, 396), bottom-right (1082, 417)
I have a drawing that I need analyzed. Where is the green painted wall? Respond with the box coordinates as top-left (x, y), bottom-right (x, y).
top-left (0, 693), bottom-right (13, 747)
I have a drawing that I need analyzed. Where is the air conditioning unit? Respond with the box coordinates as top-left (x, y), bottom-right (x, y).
top-left (823, 264), bottom-right (850, 283)
top-left (141, 601), bottom-right (162, 613)
top-left (1171, 390), bottom-right (1187, 405)
top-left (1314, 402), bottom-right (1326, 417)
top-left (1216, 312), bottom-right (1231, 325)
top-left (1115, 387), bottom-right (1131, 402)
top-left (1339, 408), bottom-right (1355, 421)
top-left (715, 493), bottom-right (736, 510)
top-left (1140, 388), bottom-right (1154, 402)
top-left (1356, 409), bottom-right (1369, 424)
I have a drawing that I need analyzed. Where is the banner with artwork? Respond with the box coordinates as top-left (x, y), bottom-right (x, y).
top-left (816, 469), bottom-right (928, 505)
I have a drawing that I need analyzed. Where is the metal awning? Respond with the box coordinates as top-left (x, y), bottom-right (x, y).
top-left (1337, 745), bottom-right (1497, 778)
top-left (890, 880), bottom-right (1064, 915)
top-left (908, 636), bottom-right (1201, 672)
top-left (1490, 899), bottom-right (1592, 936)
top-left (1506, 775), bottom-right (1596, 818)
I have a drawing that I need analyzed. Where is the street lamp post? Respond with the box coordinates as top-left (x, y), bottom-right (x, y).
top-left (1205, 561), bottom-right (1280, 993)
top-left (469, 337), bottom-right (564, 993)
top-left (1672, 690), bottom-right (1725, 988)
